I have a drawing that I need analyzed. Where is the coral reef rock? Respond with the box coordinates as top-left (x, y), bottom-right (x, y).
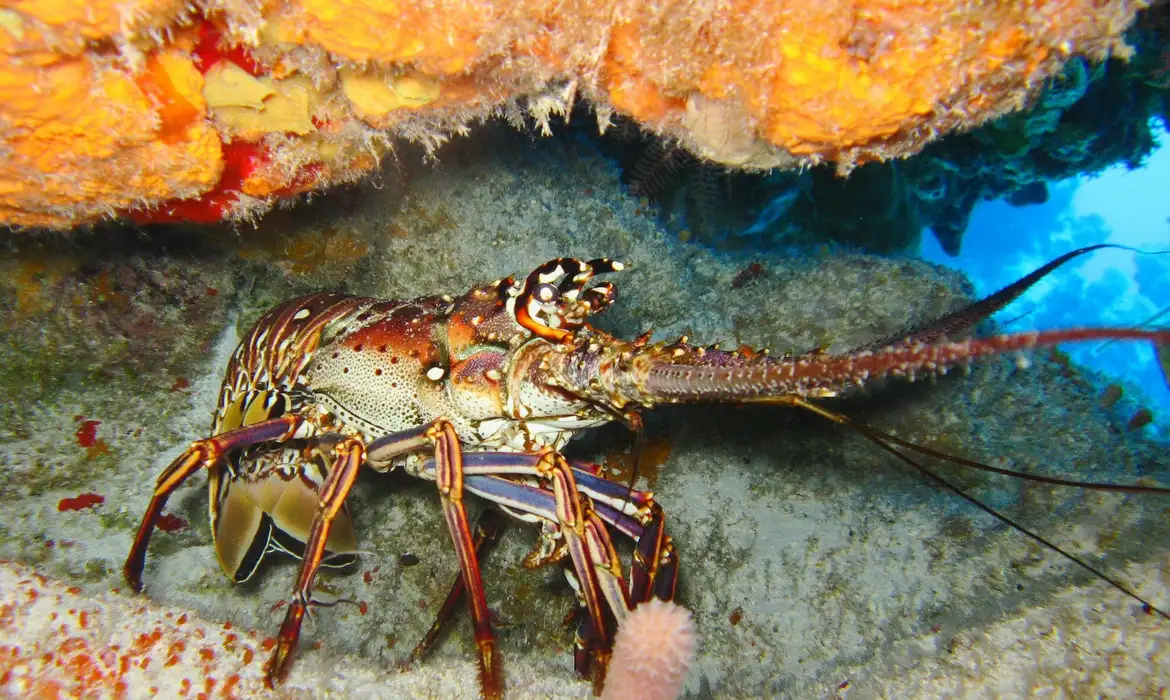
top-left (1, 129), bottom-right (1166, 697)
top-left (0, 0), bottom-right (1149, 228)
top-left (601, 5), bottom-right (1170, 256)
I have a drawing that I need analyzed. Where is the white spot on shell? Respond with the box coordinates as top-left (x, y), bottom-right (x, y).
top-left (426, 367), bottom-right (445, 381)
top-left (293, 308), bottom-right (311, 320)
top-left (538, 266), bottom-right (565, 284)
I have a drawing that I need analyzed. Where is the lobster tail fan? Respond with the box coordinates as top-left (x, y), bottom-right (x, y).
top-left (211, 466), bottom-right (274, 583)
top-left (211, 461), bottom-right (359, 582)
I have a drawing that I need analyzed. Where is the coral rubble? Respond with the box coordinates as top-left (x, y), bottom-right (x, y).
top-left (0, 0), bottom-right (1149, 228)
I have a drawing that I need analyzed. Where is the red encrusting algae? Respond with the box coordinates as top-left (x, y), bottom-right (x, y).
top-left (131, 141), bottom-right (268, 224)
top-left (156, 513), bottom-right (188, 533)
top-left (74, 421), bottom-right (100, 448)
top-left (129, 19), bottom-right (320, 226)
top-left (57, 494), bottom-right (105, 512)
top-left (191, 22), bottom-right (265, 77)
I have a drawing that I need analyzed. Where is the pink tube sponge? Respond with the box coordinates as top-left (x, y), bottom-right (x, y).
top-left (602, 600), bottom-right (697, 700)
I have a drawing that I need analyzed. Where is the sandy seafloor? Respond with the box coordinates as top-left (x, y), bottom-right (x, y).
top-left (0, 127), bottom-right (1167, 698)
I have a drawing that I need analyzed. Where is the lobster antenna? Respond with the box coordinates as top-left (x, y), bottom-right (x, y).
top-left (850, 243), bottom-right (1170, 353)
top-left (853, 244), bottom-right (1116, 351)
top-left (863, 428), bottom-right (1170, 495)
top-left (789, 396), bottom-right (1170, 621)
top-left (1090, 302), bottom-right (1170, 356)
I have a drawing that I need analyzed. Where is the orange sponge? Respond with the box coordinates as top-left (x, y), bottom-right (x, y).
top-left (0, 49), bottom-right (222, 228)
top-left (0, 0), bottom-right (1145, 228)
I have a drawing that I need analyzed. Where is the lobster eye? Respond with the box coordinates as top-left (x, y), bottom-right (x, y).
top-left (532, 283), bottom-right (560, 305)
top-left (514, 258), bottom-right (619, 342)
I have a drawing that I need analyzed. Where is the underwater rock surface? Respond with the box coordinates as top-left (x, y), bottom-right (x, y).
top-left (0, 130), bottom-right (1167, 697)
top-left (605, 5), bottom-right (1170, 258)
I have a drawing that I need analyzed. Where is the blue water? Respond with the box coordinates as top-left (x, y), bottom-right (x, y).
top-left (921, 127), bottom-right (1170, 433)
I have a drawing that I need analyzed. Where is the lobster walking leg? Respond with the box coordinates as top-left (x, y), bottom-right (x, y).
top-left (266, 436), bottom-right (366, 685)
top-left (459, 453), bottom-right (676, 611)
top-left (261, 420), bottom-right (508, 696)
top-left (630, 503), bottom-right (677, 604)
top-left (538, 452), bottom-right (633, 625)
top-left (416, 452), bottom-right (675, 690)
top-left (571, 477), bottom-right (677, 686)
top-left (406, 509), bottom-right (507, 668)
top-left (409, 461), bottom-right (676, 681)
top-left (124, 415), bottom-right (307, 592)
top-left (429, 421), bottom-right (504, 700)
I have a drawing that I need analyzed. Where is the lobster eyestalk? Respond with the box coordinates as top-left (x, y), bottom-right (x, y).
top-left (546, 327), bottom-right (1170, 410)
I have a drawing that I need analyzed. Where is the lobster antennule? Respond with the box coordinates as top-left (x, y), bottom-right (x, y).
top-left (566, 328), bottom-right (1170, 408)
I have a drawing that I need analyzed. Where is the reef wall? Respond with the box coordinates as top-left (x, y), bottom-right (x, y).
top-left (1, 127), bottom-right (1166, 698)
top-left (0, 0), bottom-right (1148, 229)
top-left (598, 7), bottom-right (1170, 256)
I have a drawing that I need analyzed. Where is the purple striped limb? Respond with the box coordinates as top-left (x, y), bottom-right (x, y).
top-left (265, 436), bottom-right (366, 687)
top-left (428, 421), bottom-right (504, 700)
top-left (405, 509), bottom-right (507, 669)
top-left (365, 420), bottom-right (508, 698)
top-left (411, 450), bottom-right (678, 691)
top-left (257, 420), bottom-right (507, 698)
top-left (124, 414), bottom-right (308, 593)
top-left (459, 452), bottom-right (677, 605)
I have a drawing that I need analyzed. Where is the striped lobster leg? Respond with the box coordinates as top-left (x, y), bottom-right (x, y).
top-left (408, 451), bottom-right (678, 692)
top-left (263, 419), bottom-right (506, 698)
top-left (124, 414), bottom-right (309, 593)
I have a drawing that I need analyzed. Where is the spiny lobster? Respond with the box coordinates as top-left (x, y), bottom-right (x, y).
top-left (124, 244), bottom-right (1170, 698)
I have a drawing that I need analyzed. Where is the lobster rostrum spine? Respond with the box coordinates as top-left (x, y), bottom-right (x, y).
top-left (124, 246), bottom-right (1170, 699)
